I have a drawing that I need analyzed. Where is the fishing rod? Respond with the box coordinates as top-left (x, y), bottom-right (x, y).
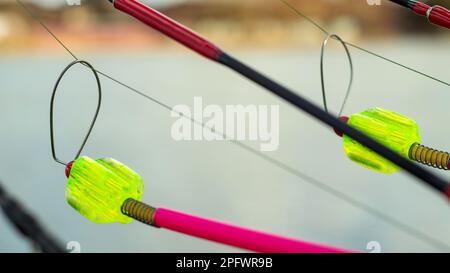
top-left (64, 156), bottom-right (352, 253)
top-left (106, 0), bottom-right (450, 200)
top-left (389, 0), bottom-right (450, 29)
top-left (0, 182), bottom-right (65, 253)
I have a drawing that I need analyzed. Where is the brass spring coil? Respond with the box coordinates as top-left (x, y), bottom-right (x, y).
top-left (409, 143), bottom-right (450, 170)
top-left (121, 198), bottom-right (156, 226)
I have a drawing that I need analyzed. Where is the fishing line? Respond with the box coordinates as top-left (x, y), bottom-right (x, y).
top-left (319, 33), bottom-right (354, 116)
top-left (50, 60), bottom-right (102, 167)
top-left (15, 0), bottom-right (450, 251)
top-left (280, 0), bottom-right (450, 87)
top-left (72, 66), bottom-right (450, 252)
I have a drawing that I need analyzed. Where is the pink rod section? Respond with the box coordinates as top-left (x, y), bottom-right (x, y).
top-left (153, 208), bottom-right (353, 253)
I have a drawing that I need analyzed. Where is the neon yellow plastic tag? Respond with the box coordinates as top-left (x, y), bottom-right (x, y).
top-left (65, 156), bottom-right (144, 224)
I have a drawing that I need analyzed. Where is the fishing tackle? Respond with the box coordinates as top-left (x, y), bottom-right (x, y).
top-left (9, 0), bottom-right (449, 253)
top-left (317, 30), bottom-right (450, 176)
top-left (106, 0), bottom-right (450, 199)
top-left (335, 107), bottom-right (450, 174)
top-left (51, 60), bottom-right (351, 253)
top-left (390, 0), bottom-right (450, 30)
top-left (50, 60), bottom-right (102, 167)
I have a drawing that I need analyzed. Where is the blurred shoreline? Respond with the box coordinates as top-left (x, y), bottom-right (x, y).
top-left (1, 0), bottom-right (449, 55)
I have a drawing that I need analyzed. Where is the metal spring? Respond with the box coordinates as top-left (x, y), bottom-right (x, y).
top-left (409, 143), bottom-right (450, 170)
top-left (121, 198), bottom-right (156, 226)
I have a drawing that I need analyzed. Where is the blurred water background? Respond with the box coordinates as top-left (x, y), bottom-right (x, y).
top-left (0, 0), bottom-right (449, 253)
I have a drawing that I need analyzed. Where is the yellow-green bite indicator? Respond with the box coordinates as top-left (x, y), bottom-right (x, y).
top-left (340, 107), bottom-right (421, 174)
top-left (65, 156), bottom-right (144, 224)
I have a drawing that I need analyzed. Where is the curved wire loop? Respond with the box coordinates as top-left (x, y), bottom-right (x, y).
top-left (320, 33), bottom-right (354, 116)
top-left (50, 60), bottom-right (102, 166)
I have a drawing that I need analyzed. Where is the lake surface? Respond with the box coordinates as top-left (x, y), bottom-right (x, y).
top-left (1, 39), bottom-right (450, 252)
